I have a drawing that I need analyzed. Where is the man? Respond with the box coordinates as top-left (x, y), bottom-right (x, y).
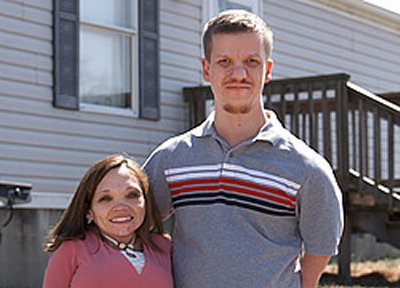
top-left (143, 10), bottom-right (343, 288)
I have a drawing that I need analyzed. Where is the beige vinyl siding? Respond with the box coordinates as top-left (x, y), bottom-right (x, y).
top-left (159, 0), bottom-right (202, 125)
top-left (264, 0), bottom-right (400, 93)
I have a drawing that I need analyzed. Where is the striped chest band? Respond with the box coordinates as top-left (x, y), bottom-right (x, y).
top-left (165, 164), bottom-right (300, 217)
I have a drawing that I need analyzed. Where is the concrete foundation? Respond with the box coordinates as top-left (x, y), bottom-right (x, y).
top-left (0, 209), bottom-right (62, 288)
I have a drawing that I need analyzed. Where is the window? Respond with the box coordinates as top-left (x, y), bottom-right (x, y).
top-left (218, 0), bottom-right (260, 11)
top-left (53, 0), bottom-right (160, 120)
top-left (80, 0), bottom-right (137, 111)
top-left (203, 0), bottom-right (262, 25)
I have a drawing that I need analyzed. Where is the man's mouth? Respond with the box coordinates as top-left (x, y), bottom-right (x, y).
top-left (225, 84), bottom-right (251, 90)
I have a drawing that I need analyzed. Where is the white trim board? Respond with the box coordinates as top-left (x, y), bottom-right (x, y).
top-left (303, 0), bottom-right (400, 33)
top-left (14, 192), bottom-right (71, 209)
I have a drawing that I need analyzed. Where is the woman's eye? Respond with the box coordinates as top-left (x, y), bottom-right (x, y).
top-left (127, 191), bottom-right (141, 199)
top-left (98, 195), bottom-right (112, 202)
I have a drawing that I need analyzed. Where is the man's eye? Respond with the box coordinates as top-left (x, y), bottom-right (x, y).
top-left (218, 59), bottom-right (230, 65)
top-left (247, 58), bottom-right (259, 65)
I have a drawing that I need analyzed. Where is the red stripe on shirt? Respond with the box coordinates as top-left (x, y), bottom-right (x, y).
top-left (169, 177), bottom-right (296, 208)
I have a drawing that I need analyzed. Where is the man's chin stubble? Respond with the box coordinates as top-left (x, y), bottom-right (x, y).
top-left (223, 104), bottom-right (251, 114)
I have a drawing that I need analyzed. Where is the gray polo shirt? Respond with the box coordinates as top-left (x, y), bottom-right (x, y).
top-left (143, 111), bottom-right (343, 288)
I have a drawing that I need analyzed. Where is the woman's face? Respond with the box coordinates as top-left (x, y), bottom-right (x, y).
top-left (87, 164), bottom-right (146, 243)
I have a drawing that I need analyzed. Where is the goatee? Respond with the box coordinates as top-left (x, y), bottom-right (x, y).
top-left (223, 104), bottom-right (251, 114)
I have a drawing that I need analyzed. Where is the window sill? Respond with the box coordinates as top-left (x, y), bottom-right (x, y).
top-left (80, 103), bottom-right (138, 118)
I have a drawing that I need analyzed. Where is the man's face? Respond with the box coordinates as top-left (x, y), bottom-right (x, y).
top-left (202, 32), bottom-right (273, 115)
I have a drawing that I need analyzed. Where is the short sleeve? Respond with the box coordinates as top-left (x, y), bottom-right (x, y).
top-left (297, 157), bottom-right (344, 256)
top-left (42, 241), bottom-right (78, 288)
top-left (143, 146), bottom-right (174, 220)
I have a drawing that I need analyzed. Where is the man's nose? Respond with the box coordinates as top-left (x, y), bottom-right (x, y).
top-left (231, 61), bottom-right (247, 79)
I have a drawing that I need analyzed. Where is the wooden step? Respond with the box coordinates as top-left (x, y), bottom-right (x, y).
top-left (351, 210), bottom-right (400, 250)
top-left (347, 170), bottom-right (400, 209)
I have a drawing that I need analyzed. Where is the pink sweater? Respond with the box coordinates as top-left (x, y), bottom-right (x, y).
top-left (43, 231), bottom-right (173, 288)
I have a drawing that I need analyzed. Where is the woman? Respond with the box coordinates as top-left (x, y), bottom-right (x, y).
top-left (43, 154), bottom-right (173, 288)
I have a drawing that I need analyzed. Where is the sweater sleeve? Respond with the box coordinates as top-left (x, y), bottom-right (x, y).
top-left (42, 241), bottom-right (78, 288)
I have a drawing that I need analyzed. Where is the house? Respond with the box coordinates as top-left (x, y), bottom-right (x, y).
top-left (0, 0), bottom-right (399, 286)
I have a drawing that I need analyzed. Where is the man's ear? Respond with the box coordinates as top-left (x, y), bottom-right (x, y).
top-left (202, 58), bottom-right (210, 82)
top-left (265, 59), bottom-right (273, 83)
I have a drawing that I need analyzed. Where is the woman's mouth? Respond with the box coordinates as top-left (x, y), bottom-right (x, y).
top-left (110, 216), bottom-right (133, 223)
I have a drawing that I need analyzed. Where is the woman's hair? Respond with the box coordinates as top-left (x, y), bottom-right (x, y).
top-left (202, 9), bottom-right (273, 62)
top-left (44, 154), bottom-right (164, 252)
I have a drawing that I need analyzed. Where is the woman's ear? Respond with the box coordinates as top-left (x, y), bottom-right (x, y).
top-left (86, 210), bottom-right (94, 224)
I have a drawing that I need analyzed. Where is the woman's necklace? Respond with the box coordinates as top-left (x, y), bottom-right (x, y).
top-left (101, 233), bottom-right (138, 258)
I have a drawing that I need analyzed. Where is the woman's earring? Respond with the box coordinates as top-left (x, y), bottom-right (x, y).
top-left (87, 218), bottom-right (93, 225)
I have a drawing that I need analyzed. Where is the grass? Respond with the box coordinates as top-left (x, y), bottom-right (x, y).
top-left (319, 258), bottom-right (400, 287)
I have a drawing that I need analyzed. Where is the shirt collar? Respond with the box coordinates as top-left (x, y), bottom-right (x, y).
top-left (191, 110), bottom-right (289, 147)
top-left (256, 110), bottom-right (289, 146)
top-left (191, 111), bottom-right (216, 137)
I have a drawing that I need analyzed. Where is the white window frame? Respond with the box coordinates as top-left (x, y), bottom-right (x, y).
top-left (202, 0), bottom-right (263, 26)
top-left (79, 2), bottom-right (139, 117)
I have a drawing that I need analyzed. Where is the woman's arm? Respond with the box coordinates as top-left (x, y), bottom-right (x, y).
top-left (42, 242), bottom-right (77, 288)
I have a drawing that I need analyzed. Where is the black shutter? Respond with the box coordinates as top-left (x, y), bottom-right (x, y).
top-left (53, 0), bottom-right (79, 110)
top-left (139, 0), bottom-right (160, 120)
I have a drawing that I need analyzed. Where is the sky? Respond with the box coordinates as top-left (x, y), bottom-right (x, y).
top-left (364, 0), bottom-right (400, 15)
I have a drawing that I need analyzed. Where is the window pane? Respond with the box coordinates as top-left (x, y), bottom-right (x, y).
top-left (218, 0), bottom-right (252, 11)
top-left (80, 27), bottom-right (131, 108)
top-left (81, 0), bottom-right (134, 29)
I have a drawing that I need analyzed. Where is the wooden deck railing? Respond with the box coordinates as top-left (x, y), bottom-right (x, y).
top-left (347, 82), bottom-right (400, 213)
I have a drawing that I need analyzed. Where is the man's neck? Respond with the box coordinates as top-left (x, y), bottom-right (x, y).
top-left (214, 107), bottom-right (268, 147)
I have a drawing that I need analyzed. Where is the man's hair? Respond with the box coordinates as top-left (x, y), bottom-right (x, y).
top-left (202, 9), bottom-right (273, 62)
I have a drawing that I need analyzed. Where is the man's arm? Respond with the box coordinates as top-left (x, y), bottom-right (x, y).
top-left (297, 157), bottom-right (344, 287)
top-left (142, 145), bottom-right (174, 221)
top-left (300, 253), bottom-right (330, 288)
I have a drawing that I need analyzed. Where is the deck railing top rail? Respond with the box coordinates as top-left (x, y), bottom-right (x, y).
top-left (347, 82), bottom-right (400, 115)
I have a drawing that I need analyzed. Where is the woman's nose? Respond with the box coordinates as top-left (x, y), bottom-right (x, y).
top-left (112, 198), bottom-right (129, 209)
